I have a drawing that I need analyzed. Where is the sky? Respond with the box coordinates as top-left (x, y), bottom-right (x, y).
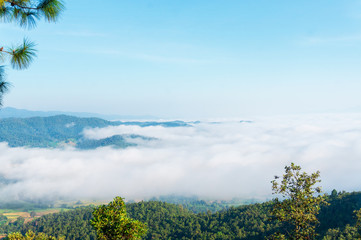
top-left (1, 2), bottom-right (361, 201)
top-left (1, 0), bottom-right (361, 118)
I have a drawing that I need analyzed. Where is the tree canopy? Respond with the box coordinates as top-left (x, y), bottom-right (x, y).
top-left (0, 0), bottom-right (64, 105)
top-left (270, 163), bottom-right (329, 240)
top-left (2, 191), bottom-right (361, 239)
top-left (6, 230), bottom-right (64, 240)
top-left (91, 197), bottom-right (148, 240)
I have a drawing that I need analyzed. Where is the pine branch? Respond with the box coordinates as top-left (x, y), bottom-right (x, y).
top-left (11, 6), bottom-right (38, 28)
top-left (37, 0), bottom-right (64, 22)
top-left (0, 66), bottom-right (10, 106)
top-left (3, 0), bottom-right (38, 10)
top-left (0, 0), bottom-right (64, 106)
top-left (1, 0), bottom-right (64, 26)
top-left (8, 38), bottom-right (37, 69)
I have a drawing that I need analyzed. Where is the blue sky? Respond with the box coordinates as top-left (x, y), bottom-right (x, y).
top-left (2, 0), bottom-right (361, 118)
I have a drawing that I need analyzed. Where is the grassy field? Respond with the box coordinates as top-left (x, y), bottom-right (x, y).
top-left (0, 199), bottom-right (109, 223)
top-left (1, 209), bottom-right (67, 223)
top-left (3, 212), bottom-right (31, 221)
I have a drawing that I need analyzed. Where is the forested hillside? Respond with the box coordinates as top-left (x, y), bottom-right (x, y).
top-left (0, 115), bottom-right (190, 149)
top-left (1, 191), bottom-right (361, 239)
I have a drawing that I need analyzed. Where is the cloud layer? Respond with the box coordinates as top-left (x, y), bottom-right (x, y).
top-left (1, 113), bottom-right (361, 201)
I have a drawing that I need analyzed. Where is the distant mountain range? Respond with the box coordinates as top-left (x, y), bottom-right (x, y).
top-left (0, 114), bottom-right (191, 149)
top-left (0, 107), bottom-right (156, 120)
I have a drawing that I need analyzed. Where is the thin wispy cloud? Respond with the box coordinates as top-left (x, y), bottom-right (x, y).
top-left (48, 47), bottom-right (212, 65)
top-left (300, 34), bottom-right (361, 45)
top-left (93, 49), bottom-right (213, 65)
top-left (54, 30), bottom-right (107, 38)
top-left (133, 54), bottom-right (211, 64)
top-left (0, 24), bottom-right (20, 31)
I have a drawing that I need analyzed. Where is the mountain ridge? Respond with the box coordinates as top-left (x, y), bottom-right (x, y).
top-left (0, 107), bottom-right (157, 121)
top-left (0, 114), bottom-right (189, 149)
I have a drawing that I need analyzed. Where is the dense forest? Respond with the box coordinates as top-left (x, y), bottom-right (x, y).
top-left (0, 115), bottom-right (190, 149)
top-left (0, 191), bottom-right (361, 239)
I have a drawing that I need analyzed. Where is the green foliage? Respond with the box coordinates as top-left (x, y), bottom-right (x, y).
top-left (148, 195), bottom-right (230, 213)
top-left (322, 208), bottom-right (361, 239)
top-left (0, 115), bottom-right (152, 149)
top-left (91, 197), bottom-right (147, 240)
top-left (0, 66), bottom-right (9, 106)
top-left (2, 192), bottom-right (361, 239)
top-left (9, 38), bottom-right (37, 70)
top-left (355, 208), bottom-right (361, 229)
top-left (0, 213), bottom-right (8, 226)
top-left (6, 230), bottom-right (64, 240)
top-left (317, 191), bottom-right (361, 235)
top-left (95, 200), bottom-right (278, 239)
top-left (0, 0), bottom-right (64, 27)
top-left (0, 115), bottom-right (191, 149)
top-left (0, 0), bottom-right (64, 104)
top-left (0, 200), bottom-right (50, 211)
top-left (76, 135), bottom-right (136, 150)
top-left (270, 163), bottom-right (328, 240)
top-left (12, 207), bottom-right (97, 240)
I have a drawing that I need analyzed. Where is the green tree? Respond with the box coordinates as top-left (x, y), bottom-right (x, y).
top-left (30, 211), bottom-right (36, 218)
top-left (355, 208), bottom-right (361, 229)
top-left (6, 230), bottom-right (64, 240)
top-left (330, 189), bottom-right (338, 198)
top-left (91, 197), bottom-right (147, 240)
top-left (269, 163), bottom-right (328, 240)
top-left (323, 208), bottom-right (361, 239)
top-left (0, 0), bottom-right (64, 105)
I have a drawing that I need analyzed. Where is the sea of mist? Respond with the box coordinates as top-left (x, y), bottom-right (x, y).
top-left (1, 113), bottom-right (361, 202)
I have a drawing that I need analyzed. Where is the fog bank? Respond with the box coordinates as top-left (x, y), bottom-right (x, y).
top-left (1, 113), bottom-right (361, 201)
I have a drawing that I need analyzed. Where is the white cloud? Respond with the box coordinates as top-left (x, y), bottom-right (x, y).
top-left (300, 35), bottom-right (361, 45)
top-left (65, 122), bottom-right (75, 128)
top-left (55, 30), bottom-right (107, 38)
top-left (1, 113), bottom-right (361, 201)
top-left (132, 54), bottom-right (211, 64)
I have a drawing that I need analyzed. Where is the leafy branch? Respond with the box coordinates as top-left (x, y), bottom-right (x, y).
top-left (0, 66), bottom-right (10, 106)
top-left (1, 38), bottom-right (37, 69)
top-left (269, 163), bottom-right (329, 240)
top-left (0, 0), bottom-right (64, 105)
top-left (1, 0), bottom-right (65, 26)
